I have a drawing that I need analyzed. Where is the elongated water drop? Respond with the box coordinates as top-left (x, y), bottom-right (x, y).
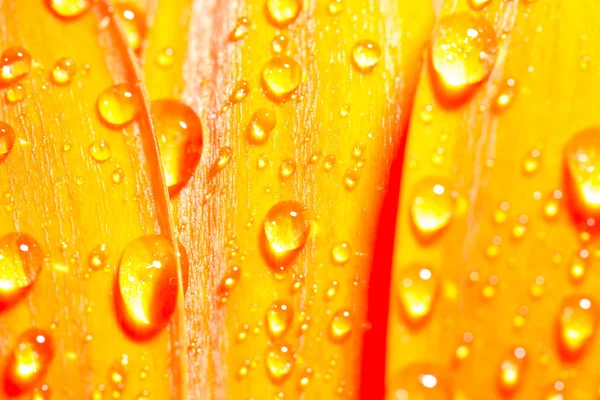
top-left (230, 17), bottom-right (250, 41)
top-left (47, 0), bottom-right (90, 18)
top-left (397, 265), bottom-right (439, 328)
top-left (115, 3), bottom-right (146, 52)
top-left (0, 47), bottom-right (31, 86)
top-left (262, 56), bottom-right (301, 100)
top-left (0, 233), bottom-right (43, 311)
top-left (386, 364), bottom-right (453, 400)
top-left (498, 347), bottom-right (527, 395)
top-left (248, 108), bottom-right (276, 145)
top-left (4, 329), bottom-right (53, 396)
top-left (51, 58), bottom-right (76, 85)
top-left (266, 300), bottom-right (294, 339)
top-left (266, 0), bottom-right (301, 26)
top-left (97, 83), bottom-right (141, 127)
top-left (431, 12), bottom-right (498, 102)
top-left (351, 40), bottom-right (381, 73)
top-left (116, 235), bottom-right (179, 340)
top-left (263, 201), bottom-right (309, 271)
top-left (152, 99), bottom-right (203, 196)
top-left (557, 295), bottom-right (598, 360)
top-left (329, 309), bottom-right (353, 343)
top-left (265, 343), bottom-right (295, 384)
top-left (0, 122), bottom-right (16, 161)
top-left (410, 178), bottom-right (456, 242)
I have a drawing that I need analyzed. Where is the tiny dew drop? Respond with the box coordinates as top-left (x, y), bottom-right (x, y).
top-left (410, 177), bottom-right (456, 242)
top-left (331, 241), bottom-right (351, 265)
top-left (248, 108), bottom-right (276, 145)
top-left (51, 58), bottom-right (76, 85)
top-left (230, 17), bottom-right (250, 41)
top-left (156, 48), bottom-right (174, 68)
top-left (323, 155), bottom-right (336, 171)
top-left (328, 0), bottom-right (343, 15)
top-left (271, 34), bottom-right (289, 54)
top-left (217, 265), bottom-right (241, 303)
top-left (497, 347), bottom-right (527, 395)
top-left (0, 233), bottom-right (43, 310)
top-left (266, 300), bottom-right (294, 339)
top-left (89, 140), bottom-right (112, 163)
top-left (279, 158), bottom-right (296, 179)
top-left (116, 235), bottom-right (179, 340)
top-left (329, 309), bottom-right (353, 342)
top-left (568, 250), bottom-right (589, 284)
top-left (4, 329), bottom-right (53, 396)
top-left (351, 40), bottom-right (381, 73)
top-left (263, 201), bottom-right (309, 272)
top-left (88, 244), bottom-right (108, 271)
top-left (115, 3), bottom-right (146, 52)
top-left (212, 146), bottom-right (233, 173)
top-left (557, 295), bottom-right (598, 360)
top-left (112, 168), bottom-right (125, 184)
top-left (151, 99), bottom-right (203, 196)
top-left (265, 343), bottom-right (295, 384)
top-left (0, 121), bottom-right (16, 161)
top-left (47, 0), bottom-right (90, 18)
top-left (431, 12), bottom-right (498, 102)
top-left (397, 265), bottom-right (439, 328)
top-left (0, 47), bottom-right (32, 86)
top-left (266, 0), bottom-right (301, 27)
top-left (262, 56), bottom-right (301, 100)
top-left (6, 83), bottom-right (24, 103)
top-left (522, 148), bottom-right (541, 176)
top-left (388, 363), bottom-right (453, 399)
top-left (229, 79), bottom-right (250, 103)
top-left (97, 83), bottom-right (141, 127)
top-left (343, 166), bottom-right (361, 190)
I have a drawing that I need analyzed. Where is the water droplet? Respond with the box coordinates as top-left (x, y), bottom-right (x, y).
top-left (328, 0), bottom-right (343, 15)
top-left (522, 148), bottom-right (541, 176)
top-left (230, 17), bottom-right (250, 41)
top-left (116, 235), bottom-right (179, 340)
top-left (51, 58), bottom-right (76, 85)
top-left (47, 0), bottom-right (90, 18)
top-left (351, 40), bottom-right (381, 73)
top-left (397, 265), bottom-right (439, 328)
top-left (218, 265), bottom-right (241, 302)
top-left (115, 3), bottom-right (146, 52)
top-left (97, 83), bottom-right (140, 127)
top-left (544, 190), bottom-right (562, 220)
top-left (262, 56), bottom-right (301, 100)
top-left (564, 127), bottom-right (600, 220)
top-left (279, 159), bottom-right (296, 179)
top-left (151, 99), bottom-right (203, 195)
top-left (468, 0), bottom-right (492, 10)
top-left (266, 300), bottom-right (294, 339)
top-left (88, 244), bottom-right (108, 271)
top-left (543, 381), bottom-right (566, 400)
top-left (388, 364), bottom-right (453, 399)
top-left (271, 34), bottom-right (289, 54)
top-left (410, 178), bottom-right (456, 242)
top-left (230, 79), bottom-right (250, 103)
top-left (266, 0), bottom-right (301, 26)
top-left (109, 361), bottom-right (126, 393)
top-left (329, 309), bottom-right (353, 342)
top-left (0, 233), bottom-right (43, 310)
top-left (156, 48), bottom-right (174, 68)
top-left (4, 329), bottom-right (53, 396)
top-left (89, 140), bottom-right (112, 163)
top-left (343, 166), bottom-right (361, 190)
top-left (498, 347), bottom-right (527, 395)
top-left (323, 155), bottom-right (336, 171)
top-left (557, 295), bottom-right (598, 360)
top-left (569, 250), bottom-right (589, 284)
top-left (6, 83), bottom-right (24, 103)
top-left (431, 12), bottom-right (498, 101)
top-left (0, 47), bottom-right (31, 86)
top-left (265, 343), bottom-right (295, 383)
top-left (0, 122), bottom-right (15, 161)
top-left (494, 79), bottom-right (516, 112)
top-left (331, 242), bottom-right (351, 265)
top-left (263, 201), bottom-right (309, 271)
top-left (112, 168), bottom-right (125, 184)
top-left (257, 154), bottom-right (269, 170)
top-left (248, 108), bottom-right (276, 145)
top-left (325, 281), bottom-right (339, 301)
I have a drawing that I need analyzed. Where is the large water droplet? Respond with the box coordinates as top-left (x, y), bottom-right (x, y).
top-left (266, 0), bottom-right (301, 26)
top-left (431, 12), bottom-right (498, 102)
top-left (265, 343), bottom-right (295, 384)
top-left (262, 56), bottom-right (301, 100)
top-left (151, 99), bottom-right (203, 196)
top-left (386, 363), bottom-right (453, 400)
top-left (266, 300), bottom-right (294, 339)
top-left (497, 347), bottom-right (527, 395)
top-left (115, 3), bottom-right (146, 52)
top-left (51, 58), bottom-right (76, 85)
top-left (116, 235), bottom-right (179, 340)
top-left (351, 40), bottom-right (381, 73)
top-left (97, 83), bottom-right (141, 127)
top-left (410, 178), bottom-right (456, 242)
top-left (4, 329), bottom-right (53, 396)
top-left (397, 265), bottom-right (439, 328)
top-left (263, 201), bottom-right (309, 271)
top-left (329, 309), bottom-right (353, 343)
top-left (0, 47), bottom-right (31, 86)
top-left (0, 122), bottom-right (16, 161)
top-left (248, 108), bottom-right (276, 145)
top-left (557, 295), bottom-right (598, 360)
top-left (46, 0), bottom-right (90, 18)
top-left (0, 233), bottom-right (43, 311)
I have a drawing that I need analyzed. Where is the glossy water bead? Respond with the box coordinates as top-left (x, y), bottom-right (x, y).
top-left (97, 83), bottom-right (141, 127)
top-left (262, 56), bottom-right (301, 100)
top-left (266, 0), bottom-right (301, 26)
top-left (0, 121), bottom-right (16, 161)
top-left (263, 201), bottom-right (309, 271)
top-left (46, 0), bottom-right (91, 18)
top-left (557, 295), bottom-right (598, 360)
top-left (0, 47), bottom-right (32, 86)
top-left (410, 178), bottom-right (456, 242)
top-left (351, 40), bottom-right (381, 73)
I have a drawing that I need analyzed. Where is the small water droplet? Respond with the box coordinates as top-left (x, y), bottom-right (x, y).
top-left (0, 47), bottom-right (31, 86)
top-left (115, 3), bottom-right (146, 52)
top-left (557, 295), bottom-right (598, 360)
top-left (4, 329), bottom-right (53, 396)
top-left (522, 148), bottom-right (541, 176)
top-left (0, 122), bottom-right (16, 161)
top-left (323, 155), bottom-right (336, 171)
top-left (112, 168), bottom-right (125, 184)
top-left (329, 309), bottom-right (353, 342)
top-left (494, 79), bottom-right (516, 112)
top-left (5, 83), bottom-right (24, 103)
top-left (88, 244), bottom-right (108, 271)
top-left (351, 40), bottom-right (381, 73)
top-left (266, 300), bottom-right (294, 339)
top-left (468, 0), bottom-right (492, 10)
top-left (328, 0), bottom-right (343, 15)
top-left (257, 154), bottom-right (269, 170)
top-left (544, 190), bottom-right (562, 220)
top-left (116, 235), bottom-right (179, 340)
top-left (156, 48), bottom-right (174, 68)
top-left (152, 99), bottom-right (203, 195)
top-left (410, 178), bottom-right (456, 242)
top-left (498, 347), bottom-right (527, 395)
top-left (0, 233), bottom-right (43, 310)
top-left (271, 34), bottom-right (289, 54)
top-left (230, 79), bottom-right (250, 103)
top-left (279, 158), bottom-right (296, 179)
top-left (388, 364), bottom-right (453, 399)
top-left (331, 242), bottom-right (351, 265)
top-left (218, 265), bottom-right (241, 302)
top-left (262, 56), bottom-right (301, 100)
top-left (47, 0), bottom-right (90, 18)
top-left (343, 166), bottom-right (361, 190)
top-left (97, 83), bottom-right (140, 127)
top-left (431, 12), bottom-right (498, 101)
top-left (265, 343), bottom-right (295, 383)
top-left (325, 281), bottom-right (339, 301)
top-left (230, 17), bottom-right (250, 41)
top-left (266, 0), bottom-right (301, 26)
top-left (51, 58), bottom-right (76, 85)
top-left (211, 146), bottom-right (233, 176)
top-left (89, 140), bottom-right (112, 163)
top-left (248, 108), bottom-right (276, 145)
top-left (397, 265), bottom-right (439, 328)
top-left (263, 201), bottom-right (309, 272)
